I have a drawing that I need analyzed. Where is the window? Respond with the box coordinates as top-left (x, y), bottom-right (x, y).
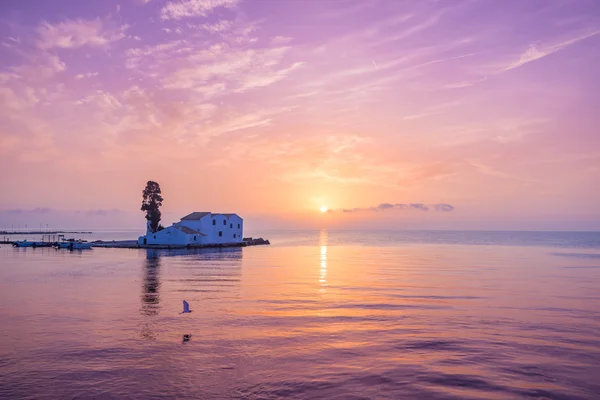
top-left (237, 223), bottom-right (240, 229)
top-left (193, 236), bottom-right (196, 241)
top-left (153, 235), bottom-right (156, 239)
top-left (212, 220), bottom-right (216, 225)
top-left (230, 223), bottom-right (232, 228)
top-left (233, 234), bottom-right (236, 238)
top-left (219, 231), bottom-right (222, 237)
top-left (223, 220), bottom-right (226, 225)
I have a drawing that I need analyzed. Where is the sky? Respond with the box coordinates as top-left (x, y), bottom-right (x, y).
top-left (0, 0), bottom-right (599, 231)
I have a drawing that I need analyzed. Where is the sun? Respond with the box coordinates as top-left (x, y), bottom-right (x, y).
top-left (320, 205), bottom-right (328, 213)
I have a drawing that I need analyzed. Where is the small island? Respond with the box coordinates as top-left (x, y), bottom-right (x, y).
top-left (93, 181), bottom-right (270, 249)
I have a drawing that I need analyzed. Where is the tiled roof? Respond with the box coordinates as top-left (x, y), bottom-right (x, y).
top-left (180, 212), bottom-right (211, 220)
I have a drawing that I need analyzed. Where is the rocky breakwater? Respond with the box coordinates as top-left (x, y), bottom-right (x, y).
top-left (243, 237), bottom-right (270, 246)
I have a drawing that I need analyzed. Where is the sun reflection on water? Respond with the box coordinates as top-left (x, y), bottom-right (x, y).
top-left (319, 229), bottom-right (327, 290)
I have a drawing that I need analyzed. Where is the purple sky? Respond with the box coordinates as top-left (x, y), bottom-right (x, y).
top-left (1, 0), bottom-right (599, 231)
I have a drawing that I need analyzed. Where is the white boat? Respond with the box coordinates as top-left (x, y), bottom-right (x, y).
top-left (53, 238), bottom-right (92, 250)
top-left (53, 241), bottom-right (72, 249)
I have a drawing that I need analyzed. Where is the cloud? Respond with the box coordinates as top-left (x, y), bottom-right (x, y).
top-left (504, 30), bottom-right (599, 71)
top-left (402, 100), bottom-right (461, 121)
top-left (202, 20), bottom-right (233, 33)
top-left (340, 203), bottom-right (455, 213)
top-left (443, 77), bottom-right (487, 89)
top-left (202, 106), bottom-right (292, 138)
top-left (0, 72), bottom-right (19, 84)
top-left (435, 204), bottom-right (454, 212)
top-left (399, 163), bottom-right (458, 185)
top-left (6, 207), bottom-right (53, 214)
top-left (160, 0), bottom-right (239, 20)
top-left (11, 53), bottom-right (66, 80)
top-left (317, 0), bottom-right (377, 20)
top-left (37, 18), bottom-right (129, 49)
top-left (86, 209), bottom-right (124, 216)
top-left (403, 112), bottom-right (440, 121)
top-left (162, 46), bottom-right (303, 94)
top-left (271, 36), bottom-right (292, 44)
top-left (124, 39), bottom-right (192, 70)
top-left (76, 90), bottom-right (122, 110)
top-left (370, 12), bottom-right (444, 47)
top-left (235, 62), bottom-right (304, 92)
top-left (0, 87), bottom-right (39, 111)
top-left (75, 72), bottom-right (99, 79)
top-left (467, 160), bottom-right (537, 183)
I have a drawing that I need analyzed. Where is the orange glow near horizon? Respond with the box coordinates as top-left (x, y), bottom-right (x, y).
top-left (1, 0), bottom-right (599, 231)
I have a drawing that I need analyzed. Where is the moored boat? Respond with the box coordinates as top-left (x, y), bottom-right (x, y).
top-left (70, 241), bottom-right (92, 250)
top-left (54, 239), bottom-right (92, 250)
top-left (12, 240), bottom-right (34, 247)
top-left (53, 241), bottom-right (72, 249)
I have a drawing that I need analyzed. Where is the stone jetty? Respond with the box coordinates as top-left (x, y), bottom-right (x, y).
top-left (91, 237), bottom-right (270, 249)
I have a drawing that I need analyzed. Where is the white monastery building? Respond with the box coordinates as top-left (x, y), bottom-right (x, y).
top-left (138, 212), bottom-right (243, 246)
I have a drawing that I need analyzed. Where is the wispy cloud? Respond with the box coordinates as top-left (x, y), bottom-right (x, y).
top-left (86, 209), bottom-right (124, 216)
top-left (75, 72), bottom-right (99, 79)
top-left (271, 35), bottom-right (293, 44)
top-left (162, 46), bottom-right (303, 94)
top-left (160, 0), bottom-right (239, 20)
top-left (10, 53), bottom-right (66, 81)
top-left (403, 101), bottom-right (461, 121)
top-left (6, 207), bottom-right (53, 214)
top-left (202, 20), bottom-right (233, 33)
top-left (340, 203), bottom-right (455, 213)
top-left (403, 112), bottom-right (440, 121)
top-left (370, 12), bottom-right (444, 47)
top-left (443, 77), bottom-right (487, 89)
top-left (467, 160), bottom-right (537, 183)
top-left (503, 30), bottom-right (599, 71)
top-left (1, 0), bottom-right (599, 228)
top-left (36, 18), bottom-right (129, 49)
top-left (317, 0), bottom-right (377, 20)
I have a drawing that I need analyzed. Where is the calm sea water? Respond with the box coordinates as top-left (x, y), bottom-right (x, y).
top-left (1, 230), bottom-right (600, 399)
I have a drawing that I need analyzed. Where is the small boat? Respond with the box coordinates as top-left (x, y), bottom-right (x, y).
top-left (53, 240), bottom-right (73, 249)
top-left (70, 241), bottom-right (93, 250)
top-left (31, 241), bottom-right (53, 248)
top-left (53, 238), bottom-right (92, 250)
top-left (12, 240), bottom-right (34, 247)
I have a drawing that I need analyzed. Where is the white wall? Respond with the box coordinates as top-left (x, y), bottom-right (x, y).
top-left (178, 213), bottom-right (243, 244)
top-left (202, 214), bottom-right (243, 244)
top-left (140, 226), bottom-right (189, 245)
top-left (140, 213), bottom-right (244, 245)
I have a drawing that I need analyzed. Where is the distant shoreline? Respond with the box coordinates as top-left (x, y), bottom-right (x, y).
top-left (0, 231), bottom-right (92, 235)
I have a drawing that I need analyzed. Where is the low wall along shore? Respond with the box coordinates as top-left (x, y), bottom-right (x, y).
top-left (91, 237), bottom-right (270, 249)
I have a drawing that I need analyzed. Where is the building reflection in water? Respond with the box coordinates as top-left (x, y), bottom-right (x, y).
top-left (140, 249), bottom-right (161, 340)
top-left (319, 229), bottom-right (328, 290)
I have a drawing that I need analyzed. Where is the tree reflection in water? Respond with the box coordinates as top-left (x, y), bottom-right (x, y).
top-left (140, 249), bottom-right (161, 340)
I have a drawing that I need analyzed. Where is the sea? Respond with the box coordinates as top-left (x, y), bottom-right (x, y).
top-left (1, 230), bottom-right (599, 399)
